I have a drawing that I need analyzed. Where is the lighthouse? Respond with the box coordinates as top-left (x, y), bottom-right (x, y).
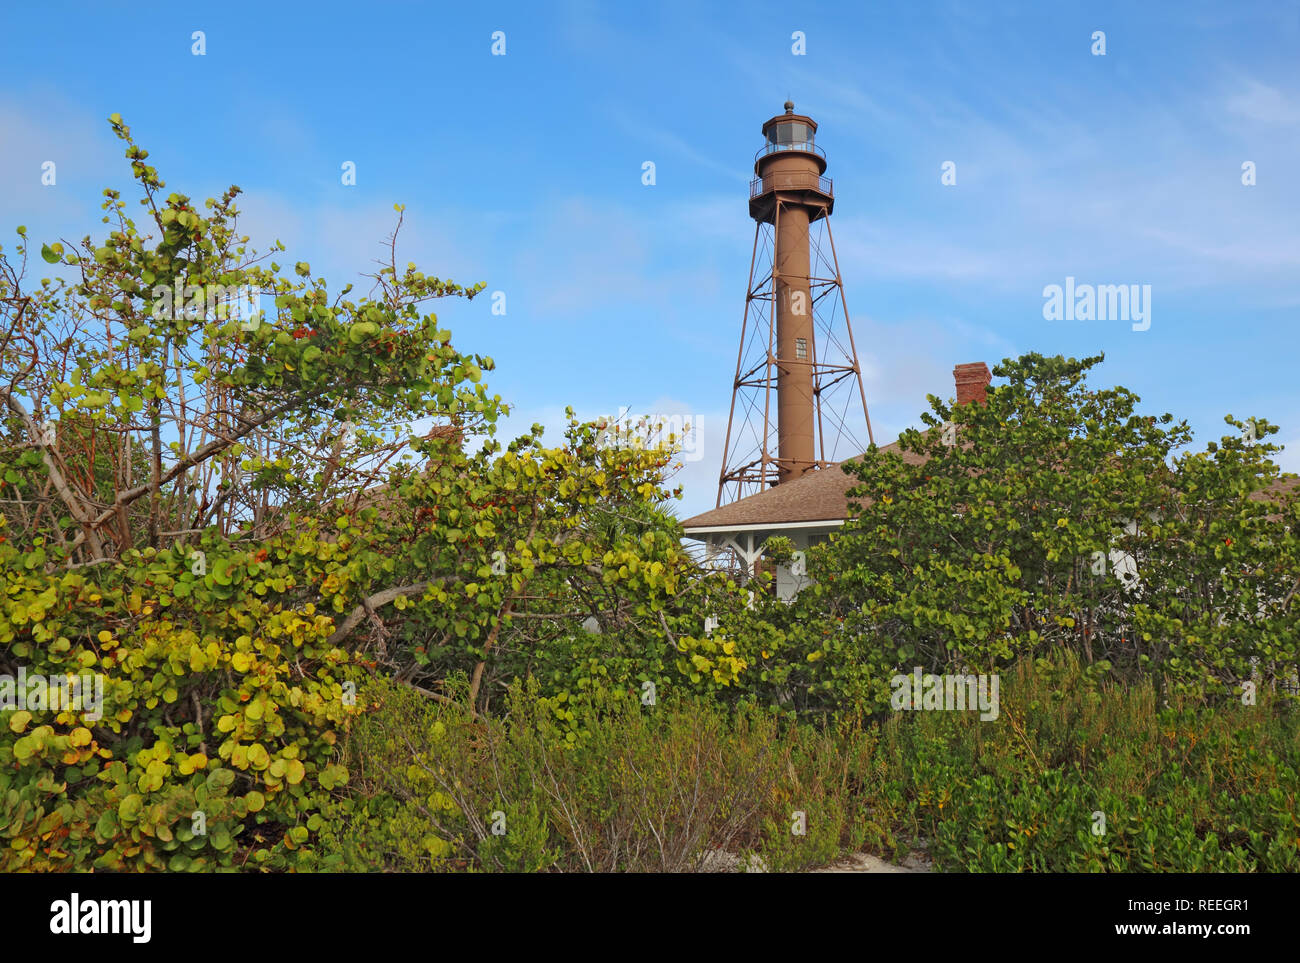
top-left (717, 102), bottom-right (873, 506)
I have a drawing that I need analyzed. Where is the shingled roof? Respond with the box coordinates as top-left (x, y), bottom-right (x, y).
top-left (679, 439), bottom-right (930, 530)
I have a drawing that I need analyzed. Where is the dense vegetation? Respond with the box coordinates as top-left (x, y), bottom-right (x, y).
top-left (328, 654), bottom-right (1300, 872)
top-left (1, 119), bottom-right (1296, 872)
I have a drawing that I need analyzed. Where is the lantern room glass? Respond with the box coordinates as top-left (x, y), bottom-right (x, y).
top-left (767, 122), bottom-right (813, 150)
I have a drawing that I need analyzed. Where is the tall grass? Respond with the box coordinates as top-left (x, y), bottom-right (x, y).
top-left (320, 655), bottom-right (1300, 872)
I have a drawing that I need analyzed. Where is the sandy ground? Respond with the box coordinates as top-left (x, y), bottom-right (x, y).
top-left (701, 847), bottom-right (933, 873)
top-left (810, 851), bottom-right (933, 873)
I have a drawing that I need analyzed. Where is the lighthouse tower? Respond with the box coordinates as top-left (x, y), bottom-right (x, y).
top-left (716, 102), bottom-right (873, 506)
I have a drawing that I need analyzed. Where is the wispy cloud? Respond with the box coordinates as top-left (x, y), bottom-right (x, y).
top-left (1222, 78), bottom-right (1300, 126)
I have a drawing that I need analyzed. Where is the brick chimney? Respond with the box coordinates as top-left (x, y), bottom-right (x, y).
top-left (954, 362), bottom-right (991, 406)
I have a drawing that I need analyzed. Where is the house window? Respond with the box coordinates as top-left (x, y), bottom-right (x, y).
top-left (795, 337), bottom-right (808, 360)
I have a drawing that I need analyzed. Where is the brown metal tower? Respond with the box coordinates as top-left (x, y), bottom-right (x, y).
top-left (717, 102), bottom-right (874, 506)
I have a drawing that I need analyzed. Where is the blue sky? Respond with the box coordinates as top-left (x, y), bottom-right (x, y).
top-left (2, 0), bottom-right (1297, 519)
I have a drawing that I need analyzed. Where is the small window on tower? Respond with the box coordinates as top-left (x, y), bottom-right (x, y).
top-left (795, 338), bottom-right (808, 360)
